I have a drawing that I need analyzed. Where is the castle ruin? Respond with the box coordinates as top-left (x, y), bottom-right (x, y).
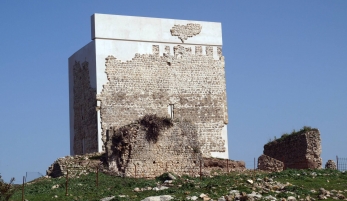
top-left (68, 14), bottom-right (229, 176)
top-left (258, 127), bottom-right (322, 170)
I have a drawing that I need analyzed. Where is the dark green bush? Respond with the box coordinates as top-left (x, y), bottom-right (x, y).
top-left (266, 126), bottom-right (317, 145)
top-left (0, 174), bottom-right (18, 201)
top-left (140, 114), bottom-right (173, 143)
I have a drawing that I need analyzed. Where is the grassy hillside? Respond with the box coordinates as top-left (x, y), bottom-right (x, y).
top-left (8, 169), bottom-right (347, 201)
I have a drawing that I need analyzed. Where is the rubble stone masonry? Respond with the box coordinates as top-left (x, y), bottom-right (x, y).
top-left (98, 45), bottom-right (228, 158)
top-left (262, 129), bottom-right (322, 169)
top-left (105, 119), bottom-right (201, 177)
top-left (97, 44), bottom-right (228, 177)
top-left (68, 15), bottom-right (229, 176)
top-left (258, 154), bottom-right (284, 172)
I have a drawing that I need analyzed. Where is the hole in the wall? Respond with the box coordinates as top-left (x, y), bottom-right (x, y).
top-left (193, 161), bottom-right (196, 164)
top-left (153, 161), bottom-right (156, 164)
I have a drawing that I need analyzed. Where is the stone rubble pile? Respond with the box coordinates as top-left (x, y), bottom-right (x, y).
top-left (46, 152), bottom-right (104, 178)
top-left (99, 173), bottom-right (347, 201)
top-left (258, 155), bottom-right (284, 172)
top-left (47, 152), bottom-right (245, 179)
top-left (324, 160), bottom-right (337, 170)
top-left (318, 188), bottom-right (346, 200)
top-left (203, 158), bottom-right (246, 174)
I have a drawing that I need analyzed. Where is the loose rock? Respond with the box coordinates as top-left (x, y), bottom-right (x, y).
top-left (100, 196), bottom-right (115, 201)
top-left (141, 195), bottom-right (173, 201)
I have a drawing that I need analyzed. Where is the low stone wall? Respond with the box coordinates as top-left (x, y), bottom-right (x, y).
top-left (203, 157), bottom-right (245, 174)
top-left (262, 129), bottom-right (322, 169)
top-left (46, 152), bottom-right (103, 178)
top-left (105, 118), bottom-right (202, 178)
top-left (257, 154), bottom-right (284, 172)
top-left (104, 115), bottom-right (244, 178)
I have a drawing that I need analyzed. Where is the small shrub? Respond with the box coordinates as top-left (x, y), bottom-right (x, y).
top-left (302, 126), bottom-right (312, 132)
top-left (192, 146), bottom-right (201, 153)
top-left (266, 126), bottom-right (317, 145)
top-left (156, 173), bottom-right (171, 183)
top-left (140, 114), bottom-right (173, 143)
top-left (290, 129), bottom-right (296, 135)
top-left (181, 181), bottom-right (195, 190)
top-left (0, 174), bottom-right (18, 201)
top-left (281, 133), bottom-right (289, 138)
top-left (267, 138), bottom-right (272, 144)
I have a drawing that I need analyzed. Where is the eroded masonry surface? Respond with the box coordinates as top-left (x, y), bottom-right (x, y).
top-left (258, 129), bottom-right (322, 170)
top-left (105, 117), bottom-right (201, 177)
top-left (69, 15), bottom-right (230, 177)
top-left (73, 61), bottom-right (98, 155)
top-left (98, 45), bottom-right (228, 157)
top-left (97, 45), bottom-right (228, 176)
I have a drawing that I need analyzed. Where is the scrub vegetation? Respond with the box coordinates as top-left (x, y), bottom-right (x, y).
top-left (7, 168), bottom-right (347, 201)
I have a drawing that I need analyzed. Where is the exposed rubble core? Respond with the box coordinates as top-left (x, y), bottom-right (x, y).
top-left (103, 114), bottom-right (244, 177)
top-left (257, 154), bottom-right (284, 172)
top-left (105, 115), bottom-right (202, 177)
top-left (258, 128), bottom-right (322, 170)
top-left (170, 23), bottom-right (202, 43)
top-left (203, 157), bottom-right (245, 174)
top-left (98, 45), bottom-right (228, 159)
top-left (325, 160), bottom-right (337, 170)
top-left (46, 152), bottom-right (103, 178)
top-left (96, 44), bottom-right (229, 177)
top-left (68, 15), bottom-right (230, 177)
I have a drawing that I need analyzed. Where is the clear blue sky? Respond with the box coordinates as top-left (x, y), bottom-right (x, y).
top-left (0, 1), bottom-right (346, 183)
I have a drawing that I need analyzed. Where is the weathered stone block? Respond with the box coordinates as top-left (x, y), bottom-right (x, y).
top-left (257, 154), bottom-right (284, 172)
top-left (262, 128), bottom-right (322, 169)
top-left (325, 160), bottom-right (337, 170)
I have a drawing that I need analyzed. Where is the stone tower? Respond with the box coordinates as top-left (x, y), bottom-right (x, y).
top-left (68, 14), bottom-right (229, 159)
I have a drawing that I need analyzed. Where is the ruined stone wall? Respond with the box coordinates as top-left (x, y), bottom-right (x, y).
top-left (257, 154), bottom-right (284, 172)
top-left (98, 44), bottom-right (227, 158)
top-left (203, 158), bottom-right (246, 174)
top-left (73, 61), bottom-right (98, 155)
top-left (263, 130), bottom-right (322, 169)
top-left (105, 119), bottom-right (202, 178)
top-left (46, 152), bottom-right (103, 178)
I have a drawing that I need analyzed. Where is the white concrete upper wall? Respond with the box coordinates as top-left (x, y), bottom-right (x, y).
top-left (91, 14), bottom-right (222, 46)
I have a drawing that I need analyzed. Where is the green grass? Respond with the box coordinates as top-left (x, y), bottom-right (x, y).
top-left (8, 169), bottom-right (347, 201)
top-left (270, 169), bottom-right (347, 192)
top-left (266, 126), bottom-right (318, 145)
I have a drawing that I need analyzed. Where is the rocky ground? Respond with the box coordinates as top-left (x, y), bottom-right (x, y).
top-left (11, 168), bottom-right (347, 201)
top-left (98, 170), bottom-right (347, 201)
